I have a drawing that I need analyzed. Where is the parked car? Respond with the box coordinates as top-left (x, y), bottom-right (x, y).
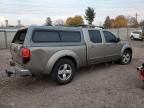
top-left (130, 30), bottom-right (144, 40)
top-left (6, 26), bottom-right (132, 84)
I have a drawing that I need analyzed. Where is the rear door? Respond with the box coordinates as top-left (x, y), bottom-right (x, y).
top-left (87, 30), bottom-right (105, 64)
top-left (10, 29), bottom-right (27, 65)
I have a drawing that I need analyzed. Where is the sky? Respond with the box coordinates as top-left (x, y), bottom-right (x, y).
top-left (0, 0), bottom-right (144, 26)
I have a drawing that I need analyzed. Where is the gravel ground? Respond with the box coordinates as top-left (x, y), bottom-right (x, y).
top-left (0, 40), bottom-right (144, 108)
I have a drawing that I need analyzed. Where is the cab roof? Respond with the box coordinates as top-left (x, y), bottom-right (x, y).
top-left (20, 25), bottom-right (103, 31)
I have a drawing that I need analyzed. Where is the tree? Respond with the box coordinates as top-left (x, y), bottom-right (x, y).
top-left (45, 17), bottom-right (52, 26)
top-left (110, 18), bottom-right (115, 28)
top-left (127, 16), bottom-right (138, 27)
top-left (103, 16), bottom-right (111, 28)
top-left (54, 19), bottom-right (64, 26)
top-left (114, 15), bottom-right (128, 28)
top-left (65, 17), bottom-right (73, 26)
top-left (139, 20), bottom-right (144, 26)
top-left (73, 16), bottom-right (84, 25)
top-left (85, 7), bottom-right (95, 25)
top-left (65, 15), bottom-right (84, 26)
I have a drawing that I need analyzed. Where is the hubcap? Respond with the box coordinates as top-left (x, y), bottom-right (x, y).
top-left (58, 64), bottom-right (72, 81)
top-left (130, 36), bottom-right (134, 40)
top-left (122, 52), bottom-right (130, 64)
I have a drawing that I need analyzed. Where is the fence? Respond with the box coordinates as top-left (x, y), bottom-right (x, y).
top-left (0, 29), bottom-right (17, 49)
top-left (107, 27), bottom-right (140, 41)
top-left (0, 27), bottom-right (141, 49)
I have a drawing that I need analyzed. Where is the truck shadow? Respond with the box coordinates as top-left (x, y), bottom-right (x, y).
top-left (76, 62), bottom-right (116, 76)
top-left (1, 62), bottom-right (116, 90)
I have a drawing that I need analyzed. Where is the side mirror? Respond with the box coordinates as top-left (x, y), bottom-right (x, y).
top-left (116, 37), bottom-right (120, 42)
top-left (142, 63), bottom-right (144, 67)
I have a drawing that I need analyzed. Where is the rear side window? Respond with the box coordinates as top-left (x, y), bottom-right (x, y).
top-left (88, 30), bottom-right (102, 43)
top-left (32, 31), bottom-right (60, 42)
top-left (12, 29), bottom-right (27, 44)
top-left (60, 31), bottom-right (81, 42)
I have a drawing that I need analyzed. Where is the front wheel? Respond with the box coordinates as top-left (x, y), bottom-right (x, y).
top-left (120, 50), bottom-right (132, 65)
top-left (51, 59), bottom-right (75, 85)
top-left (130, 35), bottom-right (134, 40)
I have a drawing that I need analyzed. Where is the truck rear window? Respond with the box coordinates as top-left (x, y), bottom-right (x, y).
top-left (32, 30), bottom-right (81, 42)
top-left (12, 29), bottom-right (27, 44)
top-left (32, 31), bottom-right (60, 42)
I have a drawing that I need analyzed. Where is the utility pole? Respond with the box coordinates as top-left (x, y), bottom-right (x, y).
top-left (136, 13), bottom-right (139, 22)
top-left (5, 20), bottom-right (8, 27)
top-left (135, 13), bottom-right (139, 28)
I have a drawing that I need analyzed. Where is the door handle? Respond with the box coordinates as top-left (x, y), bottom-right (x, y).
top-left (90, 45), bottom-right (96, 48)
top-left (105, 44), bottom-right (110, 47)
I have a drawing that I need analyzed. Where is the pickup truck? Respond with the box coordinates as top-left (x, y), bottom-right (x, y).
top-left (6, 26), bottom-right (132, 84)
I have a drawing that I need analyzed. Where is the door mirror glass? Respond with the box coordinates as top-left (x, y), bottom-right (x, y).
top-left (116, 37), bottom-right (120, 42)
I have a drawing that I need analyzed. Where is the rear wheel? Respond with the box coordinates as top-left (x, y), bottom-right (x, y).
top-left (51, 59), bottom-right (75, 85)
top-left (120, 50), bottom-right (132, 65)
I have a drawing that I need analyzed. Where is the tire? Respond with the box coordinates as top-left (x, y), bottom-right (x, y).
top-left (120, 50), bottom-right (132, 65)
top-left (130, 35), bottom-right (134, 40)
top-left (141, 38), bottom-right (144, 41)
top-left (51, 59), bottom-right (75, 85)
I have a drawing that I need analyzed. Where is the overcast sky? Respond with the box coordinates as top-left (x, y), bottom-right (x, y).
top-left (0, 0), bottom-right (144, 26)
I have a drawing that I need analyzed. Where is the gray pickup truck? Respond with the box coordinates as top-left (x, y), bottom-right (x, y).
top-left (6, 26), bottom-right (132, 84)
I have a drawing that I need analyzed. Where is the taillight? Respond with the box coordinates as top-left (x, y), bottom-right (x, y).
top-left (21, 47), bottom-right (31, 64)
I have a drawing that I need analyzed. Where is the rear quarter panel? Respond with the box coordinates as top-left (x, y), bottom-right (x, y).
top-left (26, 45), bottom-right (86, 74)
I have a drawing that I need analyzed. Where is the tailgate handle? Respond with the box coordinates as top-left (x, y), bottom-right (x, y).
top-left (90, 45), bottom-right (95, 48)
top-left (13, 47), bottom-right (16, 52)
top-left (13, 47), bottom-right (17, 52)
top-left (13, 46), bottom-right (20, 52)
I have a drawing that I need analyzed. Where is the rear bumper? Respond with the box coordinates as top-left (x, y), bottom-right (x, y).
top-left (5, 61), bottom-right (31, 77)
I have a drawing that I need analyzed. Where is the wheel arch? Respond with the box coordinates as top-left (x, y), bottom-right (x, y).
top-left (125, 48), bottom-right (132, 54)
top-left (121, 45), bottom-right (133, 57)
top-left (44, 50), bottom-right (80, 74)
top-left (55, 56), bottom-right (77, 67)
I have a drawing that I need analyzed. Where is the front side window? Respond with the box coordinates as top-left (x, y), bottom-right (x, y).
top-left (32, 30), bottom-right (60, 42)
top-left (103, 31), bottom-right (117, 43)
top-left (60, 31), bottom-right (81, 42)
top-left (88, 30), bottom-right (102, 43)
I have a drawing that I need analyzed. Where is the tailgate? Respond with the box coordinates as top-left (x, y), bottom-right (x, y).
top-left (10, 43), bottom-right (23, 65)
top-left (10, 29), bottom-right (27, 65)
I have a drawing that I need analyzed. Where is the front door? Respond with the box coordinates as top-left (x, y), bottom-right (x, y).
top-left (103, 31), bottom-right (122, 61)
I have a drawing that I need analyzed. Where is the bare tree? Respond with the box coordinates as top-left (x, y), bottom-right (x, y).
top-left (54, 19), bottom-right (64, 26)
top-left (127, 16), bottom-right (138, 27)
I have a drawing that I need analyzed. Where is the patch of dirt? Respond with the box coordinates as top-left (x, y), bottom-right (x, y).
top-left (0, 41), bottom-right (144, 108)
